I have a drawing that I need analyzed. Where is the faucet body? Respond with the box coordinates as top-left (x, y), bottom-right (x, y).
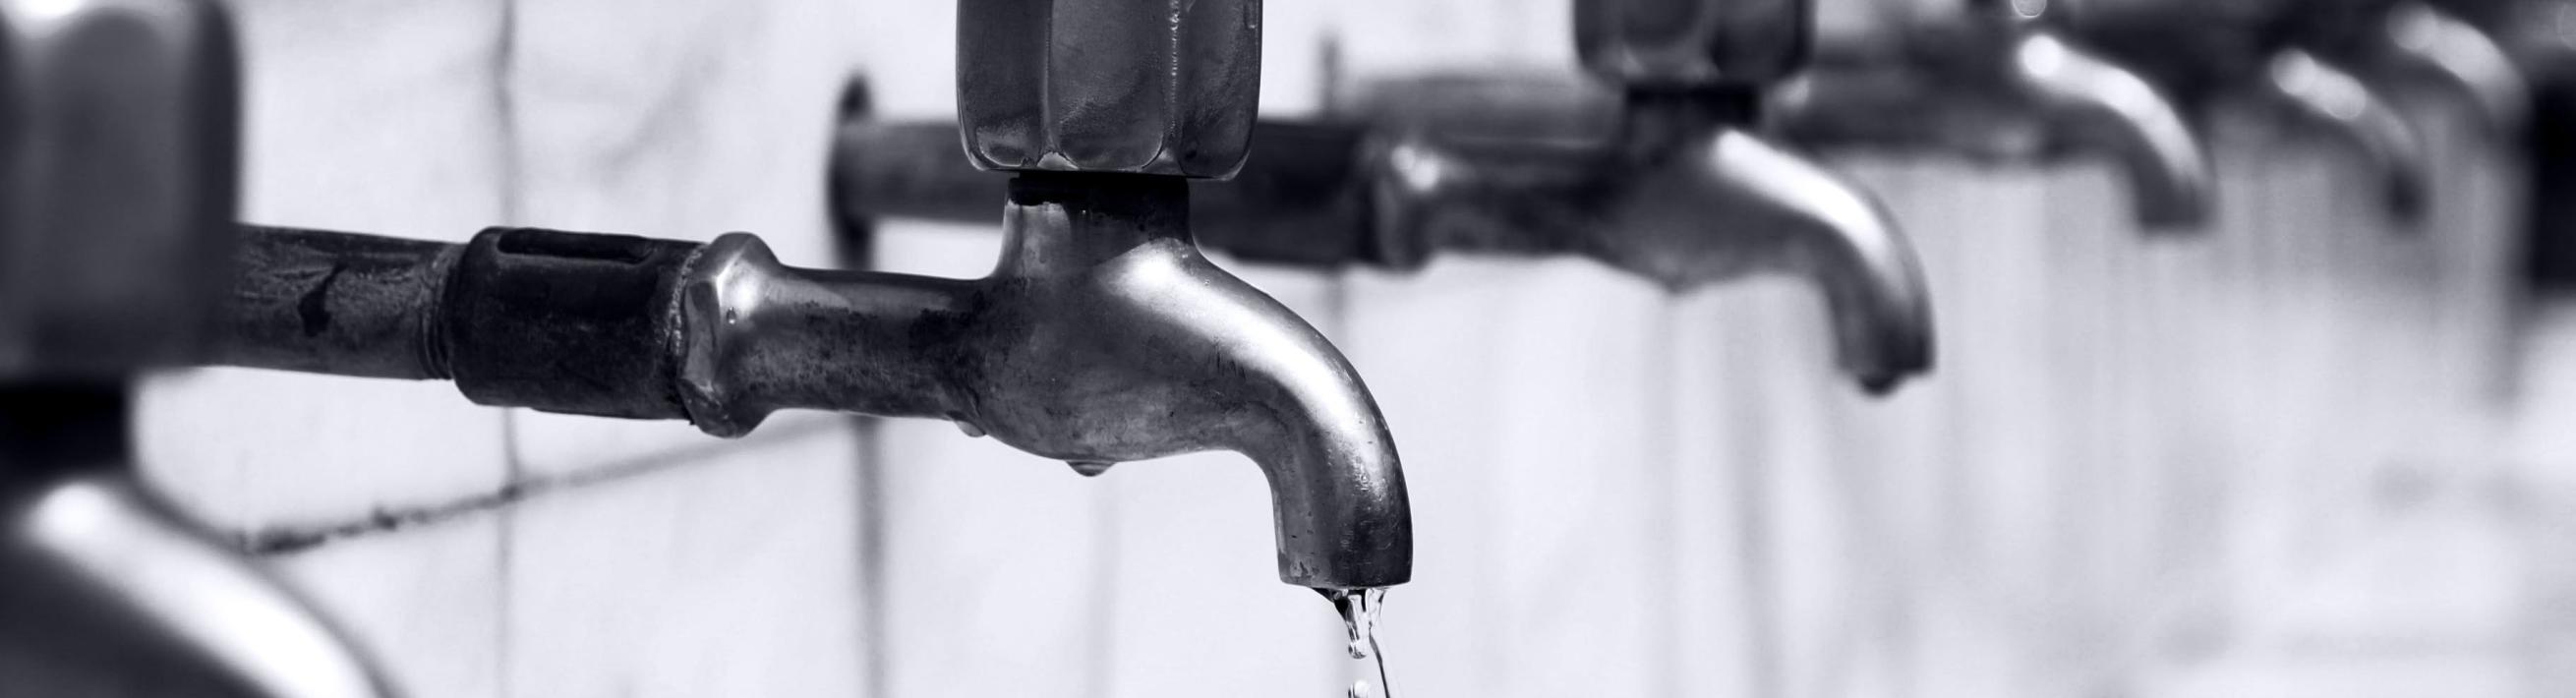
top-left (1772, 1), bottom-right (2214, 228)
top-left (0, 0), bottom-right (396, 696)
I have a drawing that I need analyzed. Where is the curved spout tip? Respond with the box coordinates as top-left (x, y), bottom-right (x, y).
top-left (2263, 48), bottom-right (2432, 228)
top-left (2380, 2), bottom-right (2530, 142)
top-left (1, 473), bottom-right (397, 698)
top-left (1703, 132), bottom-right (1937, 394)
top-left (2013, 32), bottom-right (2218, 231)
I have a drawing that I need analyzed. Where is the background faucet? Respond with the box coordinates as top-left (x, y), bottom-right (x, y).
top-left (2070, 0), bottom-right (2436, 223)
top-left (0, 1), bottom-right (394, 696)
top-left (204, 0), bottom-right (1412, 594)
top-left (835, 0), bottom-right (1936, 395)
top-left (2288, 0), bottom-right (2531, 140)
top-left (1770, 0), bottom-right (2215, 229)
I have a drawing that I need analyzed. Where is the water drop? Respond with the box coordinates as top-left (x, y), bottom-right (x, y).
top-left (723, 309), bottom-right (739, 324)
top-left (1320, 587), bottom-right (1393, 697)
top-left (1068, 461), bottom-right (1114, 477)
top-left (951, 416), bottom-right (986, 438)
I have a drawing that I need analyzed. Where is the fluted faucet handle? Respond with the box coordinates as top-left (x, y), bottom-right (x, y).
top-left (955, 0), bottom-right (1261, 177)
top-left (1576, 0), bottom-right (1813, 88)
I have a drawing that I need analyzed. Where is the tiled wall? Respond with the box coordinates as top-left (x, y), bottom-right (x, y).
top-left (131, 1), bottom-right (2541, 697)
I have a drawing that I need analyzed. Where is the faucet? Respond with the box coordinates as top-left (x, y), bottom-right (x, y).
top-left (2070, 0), bottom-right (2434, 223)
top-left (0, 1), bottom-right (396, 696)
top-left (206, 0), bottom-right (1411, 592)
top-left (2289, 0), bottom-right (2530, 140)
top-left (1768, 0), bottom-right (2215, 229)
top-left (834, 0), bottom-right (1936, 395)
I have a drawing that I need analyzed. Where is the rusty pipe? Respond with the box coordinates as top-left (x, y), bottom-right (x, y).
top-left (206, 202), bottom-right (1412, 590)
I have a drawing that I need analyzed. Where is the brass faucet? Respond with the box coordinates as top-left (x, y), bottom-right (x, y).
top-left (0, 1), bottom-right (396, 696)
top-left (834, 0), bottom-right (1937, 395)
top-left (207, 0), bottom-right (1412, 592)
top-left (1770, 0), bottom-right (2215, 229)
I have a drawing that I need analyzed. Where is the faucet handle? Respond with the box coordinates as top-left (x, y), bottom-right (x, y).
top-left (955, 0), bottom-right (1260, 178)
top-left (1575, 0), bottom-right (1812, 88)
top-left (0, 0), bottom-right (239, 378)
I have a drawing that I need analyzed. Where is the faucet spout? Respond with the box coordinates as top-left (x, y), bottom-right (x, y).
top-left (2006, 32), bottom-right (2217, 229)
top-left (2263, 47), bottom-right (2431, 223)
top-left (1366, 117), bottom-right (1934, 393)
top-left (2371, 1), bottom-right (2530, 139)
top-left (1773, 23), bottom-right (2214, 228)
top-left (683, 174), bottom-right (1413, 589)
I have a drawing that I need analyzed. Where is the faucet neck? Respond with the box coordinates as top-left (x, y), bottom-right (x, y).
top-left (998, 172), bottom-right (1196, 275)
top-left (1617, 86), bottom-right (1762, 155)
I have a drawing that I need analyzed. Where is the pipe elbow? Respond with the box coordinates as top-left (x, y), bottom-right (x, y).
top-left (1, 474), bottom-right (396, 698)
top-left (957, 179), bottom-right (1411, 590)
top-left (1691, 131), bottom-right (1936, 394)
top-left (2012, 32), bottom-right (2217, 229)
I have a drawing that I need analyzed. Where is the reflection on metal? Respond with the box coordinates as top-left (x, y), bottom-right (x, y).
top-left (830, 99), bottom-right (1935, 394)
top-left (2267, 47), bottom-right (2434, 220)
top-left (1774, 3), bottom-right (2214, 229)
top-left (209, 0), bottom-right (1414, 592)
top-left (2301, 0), bottom-right (2530, 140)
top-left (2072, 0), bottom-right (2434, 222)
top-left (686, 176), bottom-right (1410, 589)
top-left (0, 0), bottom-right (396, 695)
top-left (2, 469), bottom-right (393, 698)
top-left (206, 209), bottom-right (1415, 591)
top-left (1354, 93), bottom-right (1934, 394)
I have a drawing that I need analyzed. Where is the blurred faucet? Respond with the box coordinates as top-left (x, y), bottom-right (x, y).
top-left (836, 0), bottom-right (1936, 394)
top-left (0, 1), bottom-right (396, 696)
top-left (206, 0), bottom-right (1411, 592)
top-left (1770, 0), bottom-right (2214, 229)
top-left (2071, 0), bottom-right (2434, 222)
top-left (2290, 0), bottom-right (2530, 140)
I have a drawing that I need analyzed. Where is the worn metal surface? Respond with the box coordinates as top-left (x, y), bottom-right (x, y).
top-left (0, 2), bottom-right (398, 696)
top-left (0, 0), bottom-right (239, 378)
top-left (955, 0), bottom-right (1262, 178)
top-left (1772, 3), bottom-right (2214, 228)
top-left (684, 174), bottom-right (1409, 587)
top-left (2290, 0), bottom-right (2529, 138)
top-left (833, 104), bottom-right (1933, 393)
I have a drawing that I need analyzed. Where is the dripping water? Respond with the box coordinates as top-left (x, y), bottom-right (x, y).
top-left (1320, 587), bottom-right (1391, 698)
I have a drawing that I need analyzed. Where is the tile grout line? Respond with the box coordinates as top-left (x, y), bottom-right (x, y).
top-left (490, 0), bottom-right (523, 690)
